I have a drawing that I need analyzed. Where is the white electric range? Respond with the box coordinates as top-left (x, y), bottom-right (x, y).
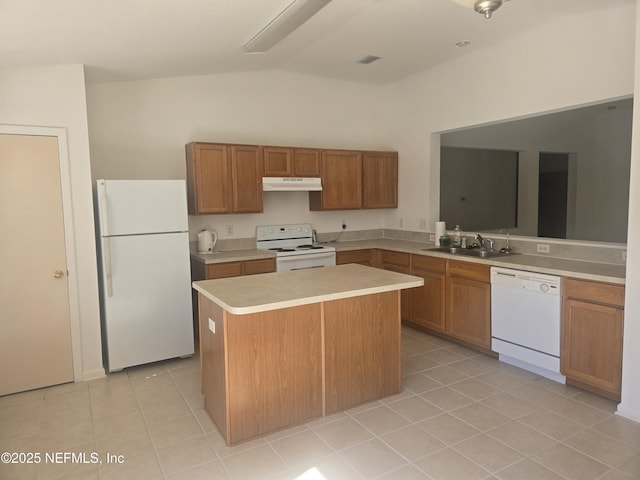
top-left (256, 223), bottom-right (336, 272)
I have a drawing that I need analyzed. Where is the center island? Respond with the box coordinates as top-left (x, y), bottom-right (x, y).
top-left (192, 263), bottom-right (424, 445)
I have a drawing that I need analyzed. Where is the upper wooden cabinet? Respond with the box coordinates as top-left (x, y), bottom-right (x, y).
top-left (263, 147), bottom-right (321, 177)
top-left (188, 141), bottom-right (396, 213)
top-left (293, 148), bottom-right (321, 177)
top-left (263, 146), bottom-right (292, 177)
top-left (310, 150), bottom-right (363, 210)
top-left (230, 145), bottom-right (263, 213)
top-left (363, 151), bottom-right (398, 209)
top-left (186, 143), bottom-right (230, 214)
top-left (186, 142), bottom-right (263, 215)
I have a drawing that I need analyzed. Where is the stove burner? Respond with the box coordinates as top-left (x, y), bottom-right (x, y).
top-left (297, 244), bottom-right (324, 250)
top-left (269, 247), bottom-right (296, 252)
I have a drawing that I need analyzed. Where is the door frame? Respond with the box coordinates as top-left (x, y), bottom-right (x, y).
top-left (1, 124), bottom-right (83, 382)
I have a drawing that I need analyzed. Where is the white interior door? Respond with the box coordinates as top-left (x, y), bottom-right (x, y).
top-left (0, 133), bottom-right (74, 396)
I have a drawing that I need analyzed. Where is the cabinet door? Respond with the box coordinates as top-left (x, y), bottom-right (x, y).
top-left (446, 275), bottom-right (491, 348)
top-left (186, 143), bottom-right (231, 214)
top-left (230, 145), bottom-right (263, 213)
top-left (380, 251), bottom-right (411, 322)
top-left (310, 150), bottom-right (362, 210)
top-left (410, 256), bottom-right (446, 332)
top-left (263, 147), bottom-right (293, 177)
top-left (336, 249), bottom-right (373, 266)
top-left (363, 151), bottom-right (398, 209)
top-left (244, 258), bottom-right (276, 275)
top-left (561, 298), bottom-right (623, 396)
top-left (206, 262), bottom-right (243, 279)
top-left (293, 148), bottom-right (321, 177)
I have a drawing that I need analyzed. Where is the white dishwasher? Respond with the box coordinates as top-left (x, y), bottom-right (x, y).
top-left (491, 267), bottom-right (565, 383)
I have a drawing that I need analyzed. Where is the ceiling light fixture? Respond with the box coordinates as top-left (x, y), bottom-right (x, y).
top-left (244, 0), bottom-right (332, 54)
top-left (451, 0), bottom-right (508, 19)
top-left (474, 0), bottom-right (503, 19)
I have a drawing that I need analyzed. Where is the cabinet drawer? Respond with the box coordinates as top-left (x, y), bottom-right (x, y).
top-left (206, 262), bottom-right (243, 279)
top-left (411, 255), bottom-right (446, 274)
top-left (380, 250), bottom-right (410, 268)
top-left (446, 260), bottom-right (490, 283)
top-left (244, 258), bottom-right (276, 275)
top-left (563, 278), bottom-right (624, 307)
top-left (336, 249), bottom-right (373, 266)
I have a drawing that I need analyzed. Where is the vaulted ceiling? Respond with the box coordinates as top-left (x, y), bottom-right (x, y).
top-left (1, 0), bottom-right (633, 84)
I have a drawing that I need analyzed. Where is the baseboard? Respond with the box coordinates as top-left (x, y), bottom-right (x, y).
top-left (616, 403), bottom-right (640, 423)
top-left (78, 368), bottom-right (106, 382)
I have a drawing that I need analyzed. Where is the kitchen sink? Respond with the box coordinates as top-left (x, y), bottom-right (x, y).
top-left (423, 246), bottom-right (516, 258)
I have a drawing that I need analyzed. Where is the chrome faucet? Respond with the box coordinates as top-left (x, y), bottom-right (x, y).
top-left (474, 234), bottom-right (494, 251)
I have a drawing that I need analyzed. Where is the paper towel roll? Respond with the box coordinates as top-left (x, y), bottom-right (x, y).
top-left (434, 221), bottom-right (446, 246)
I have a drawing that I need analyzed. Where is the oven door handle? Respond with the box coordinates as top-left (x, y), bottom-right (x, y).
top-left (276, 251), bottom-right (336, 263)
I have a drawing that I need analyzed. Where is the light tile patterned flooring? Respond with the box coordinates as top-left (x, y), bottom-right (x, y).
top-left (1, 326), bottom-right (640, 480)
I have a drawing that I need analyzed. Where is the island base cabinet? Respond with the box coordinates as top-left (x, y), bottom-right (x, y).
top-left (199, 298), bottom-right (227, 441)
top-left (198, 288), bottom-right (405, 445)
top-left (202, 301), bottom-right (323, 446)
top-left (324, 291), bottom-right (401, 414)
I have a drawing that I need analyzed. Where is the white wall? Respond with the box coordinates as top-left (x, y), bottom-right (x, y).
top-left (617, 0), bottom-right (640, 423)
top-left (384, 4), bottom-right (636, 235)
top-left (0, 65), bottom-right (104, 381)
top-left (86, 71), bottom-right (391, 240)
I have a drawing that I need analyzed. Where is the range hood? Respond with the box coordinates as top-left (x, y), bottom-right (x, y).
top-left (262, 177), bottom-right (322, 192)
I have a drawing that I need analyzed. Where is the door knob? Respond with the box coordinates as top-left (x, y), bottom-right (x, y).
top-left (53, 270), bottom-right (65, 279)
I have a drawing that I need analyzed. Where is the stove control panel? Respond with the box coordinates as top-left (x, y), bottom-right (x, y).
top-left (256, 223), bottom-right (313, 240)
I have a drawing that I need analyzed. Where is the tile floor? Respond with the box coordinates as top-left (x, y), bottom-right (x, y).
top-left (1, 327), bottom-right (639, 480)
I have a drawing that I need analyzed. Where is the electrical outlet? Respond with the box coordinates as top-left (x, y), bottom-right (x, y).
top-left (537, 244), bottom-right (550, 254)
top-left (226, 224), bottom-right (234, 236)
top-left (341, 220), bottom-right (347, 230)
top-left (208, 318), bottom-right (215, 334)
top-left (429, 234), bottom-right (435, 242)
top-left (419, 218), bottom-right (427, 230)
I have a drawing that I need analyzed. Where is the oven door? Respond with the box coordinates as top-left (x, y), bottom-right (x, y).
top-left (276, 252), bottom-right (336, 272)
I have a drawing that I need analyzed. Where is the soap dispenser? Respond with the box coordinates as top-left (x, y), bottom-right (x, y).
top-left (452, 225), bottom-right (462, 248)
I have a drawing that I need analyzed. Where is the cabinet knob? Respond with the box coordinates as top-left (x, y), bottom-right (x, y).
top-left (53, 270), bottom-right (65, 279)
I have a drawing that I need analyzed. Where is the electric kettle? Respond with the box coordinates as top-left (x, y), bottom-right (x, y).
top-left (197, 229), bottom-right (217, 254)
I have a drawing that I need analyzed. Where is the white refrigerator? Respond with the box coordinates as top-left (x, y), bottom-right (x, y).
top-left (96, 179), bottom-right (194, 372)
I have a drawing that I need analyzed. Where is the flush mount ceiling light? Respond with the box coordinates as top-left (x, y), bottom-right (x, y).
top-left (451, 0), bottom-right (509, 19)
top-left (244, 0), bottom-right (332, 53)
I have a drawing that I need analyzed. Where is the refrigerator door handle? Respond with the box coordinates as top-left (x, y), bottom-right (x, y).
top-left (98, 179), bottom-right (110, 236)
top-left (104, 237), bottom-right (113, 297)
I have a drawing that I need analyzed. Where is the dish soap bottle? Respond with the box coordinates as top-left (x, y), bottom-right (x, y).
top-left (452, 225), bottom-right (462, 247)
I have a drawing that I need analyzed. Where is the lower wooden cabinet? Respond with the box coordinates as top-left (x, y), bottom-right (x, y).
top-left (380, 250), bottom-right (411, 321)
top-left (336, 249), bottom-right (376, 267)
top-left (562, 278), bottom-right (624, 400)
top-left (191, 258), bottom-right (276, 281)
top-left (409, 256), bottom-right (446, 333)
top-left (445, 260), bottom-right (491, 349)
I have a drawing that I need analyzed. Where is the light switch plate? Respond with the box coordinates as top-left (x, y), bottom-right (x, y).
top-left (208, 318), bottom-right (215, 334)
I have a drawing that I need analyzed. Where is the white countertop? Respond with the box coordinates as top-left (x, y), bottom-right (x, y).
top-left (192, 263), bottom-right (424, 315)
top-left (331, 239), bottom-right (626, 285)
top-left (190, 238), bottom-right (626, 285)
